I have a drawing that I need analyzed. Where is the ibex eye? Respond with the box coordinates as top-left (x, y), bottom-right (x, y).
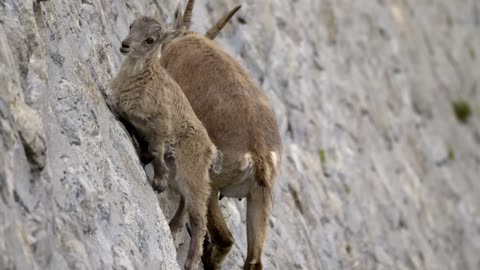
top-left (146, 38), bottom-right (154, 44)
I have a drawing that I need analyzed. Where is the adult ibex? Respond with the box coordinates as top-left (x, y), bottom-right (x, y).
top-left (160, 2), bottom-right (282, 269)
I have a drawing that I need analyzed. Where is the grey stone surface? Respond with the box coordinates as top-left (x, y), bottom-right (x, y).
top-left (1, 0), bottom-right (480, 270)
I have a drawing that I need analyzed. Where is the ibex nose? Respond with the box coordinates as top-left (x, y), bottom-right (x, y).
top-left (121, 41), bottom-right (130, 49)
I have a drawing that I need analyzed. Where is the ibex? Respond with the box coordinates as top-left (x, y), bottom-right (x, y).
top-left (159, 2), bottom-right (283, 269)
top-left (111, 15), bottom-right (220, 270)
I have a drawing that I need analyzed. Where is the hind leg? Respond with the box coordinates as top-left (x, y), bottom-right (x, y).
top-left (184, 201), bottom-right (208, 270)
top-left (244, 188), bottom-right (272, 270)
top-left (169, 193), bottom-right (186, 243)
top-left (184, 181), bottom-right (209, 270)
top-left (202, 188), bottom-right (235, 270)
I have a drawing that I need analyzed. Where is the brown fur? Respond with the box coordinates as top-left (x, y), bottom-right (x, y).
top-left (111, 16), bottom-right (217, 270)
top-left (160, 2), bottom-right (282, 269)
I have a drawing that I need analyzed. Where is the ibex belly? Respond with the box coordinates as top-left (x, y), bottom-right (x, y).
top-left (219, 175), bottom-right (253, 198)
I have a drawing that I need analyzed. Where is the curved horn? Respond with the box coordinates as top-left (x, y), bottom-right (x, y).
top-left (205, 5), bottom-right (242, 40)
top-left (183, 0), bottom-right (195, 29)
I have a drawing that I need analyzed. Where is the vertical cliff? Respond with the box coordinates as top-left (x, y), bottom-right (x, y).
top-left (1, 0), bottom-right (479, 269)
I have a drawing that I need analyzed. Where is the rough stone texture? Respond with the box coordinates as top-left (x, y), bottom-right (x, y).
top-left (1, 0), bottom-right (480, 270)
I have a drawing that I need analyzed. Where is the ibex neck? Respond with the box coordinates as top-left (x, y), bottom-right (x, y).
top-left (120, 52), bottom-right (160, 76)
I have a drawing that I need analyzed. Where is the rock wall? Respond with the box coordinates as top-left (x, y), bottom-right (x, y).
top-left (1, 0), bottom-right (479, 269)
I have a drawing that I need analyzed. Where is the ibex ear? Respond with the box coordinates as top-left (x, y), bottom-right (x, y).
top-left (160, 27), bottom-right (185, 44)
top-left (168, 27), bottom-right (185, 41)
top-left (152, 8), bottom-right (163, 24)
top-left (174, 2), bottom-right (184, 28)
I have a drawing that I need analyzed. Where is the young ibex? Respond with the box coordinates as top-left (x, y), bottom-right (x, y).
top-left (159, 2), bottom-right (283, 270)
top-left (111, 15), bottom-right (219, 270)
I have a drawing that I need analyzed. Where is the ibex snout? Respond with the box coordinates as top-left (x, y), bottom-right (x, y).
top-left (120, 40), bottom-right (130, 54)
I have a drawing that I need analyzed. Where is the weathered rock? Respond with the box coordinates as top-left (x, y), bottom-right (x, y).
top-left (1, 0), bottom-right (480, 270)
top-left (1, 0), bottom-right (179, 269)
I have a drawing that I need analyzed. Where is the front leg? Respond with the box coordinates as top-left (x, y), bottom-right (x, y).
top-left (148, 115), bottom-right (172, 193)
top-left (137, 134), bottom-right (154, 165)
top-left (150, 137), bottom-right (169, 193)
top-left (118, 115), bottom-right (154, 165)
top-left (164, 144), bottom-right (176, 177)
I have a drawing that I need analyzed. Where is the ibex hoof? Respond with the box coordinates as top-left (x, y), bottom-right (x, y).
top-left (139, 152), bottom-right (154, 165)
top-left (202, 260), bottom-right (221, 270)
top-left (152, 177), bottom-right (168, 193)
top-left (184, 259), bottom-right (196, 270)
top-left (243, 262), bottom-right (263, 270)
top-left (202, 239), bottom-right (218, 270)
top-left (202, 239), bottom-right (234, 270)
top-left (201, 254), bottom-right (222, 270)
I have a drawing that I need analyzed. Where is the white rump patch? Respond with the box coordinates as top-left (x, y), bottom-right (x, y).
top-left (239, 152), bottom-right (253, 171)
top-left (271, 151), bottom-right (278, 169)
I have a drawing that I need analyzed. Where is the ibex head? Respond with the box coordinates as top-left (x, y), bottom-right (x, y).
top-left (120, 16), bottom-right (184, 59)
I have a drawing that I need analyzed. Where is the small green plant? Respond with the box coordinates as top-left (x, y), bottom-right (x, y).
top-left (452, 100), bottom-right (472, 123)
top-left (446, 15), bottom-right (453, 27)
top-left (344, 183), bottom-right (351, 194)
top-left (448, 146), bottom-right (455, 161)
top-left (346, 244), bottom-right (352, 254)
top-left (469, 47), bottom-right (476, 59)
top-left (319, 149), bottom-right (326, 164)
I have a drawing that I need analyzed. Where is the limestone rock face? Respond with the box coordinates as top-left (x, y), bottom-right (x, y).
top-left (1, 0), bottom-right (479, 269)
